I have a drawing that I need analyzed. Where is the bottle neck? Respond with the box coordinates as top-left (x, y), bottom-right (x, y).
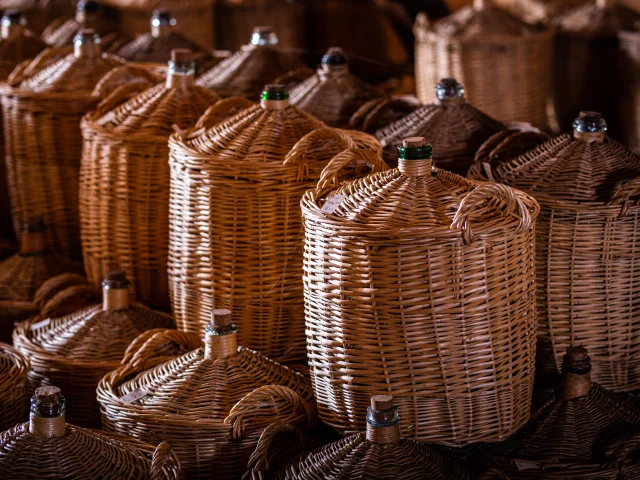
top-left (573, 129), bottom-right (605, 144)
top-left (166, 69), bottom-right (195, 89)
top-left (103, 287), bottom-right (130, 311)
top-left (398, 158), bottom-right (432, 176)
top-left (365, 422), bottom-right (401, 444)
top-left (74, 40), bottom-right (101, 58)
top-left (560, 370), bottom-right (592, 400)
top-left (29, 412), bottom-right (66, 438)
top-left (20, 231), bottom-right (47, 255)
top-left (204, 331), bottom-right (237, 359)
top-left (151, 23), bottom-right (170, 38)
top-left (1, 22), bottom-right (23, 40)
top-left (260, 98), bottom-right (289, 111)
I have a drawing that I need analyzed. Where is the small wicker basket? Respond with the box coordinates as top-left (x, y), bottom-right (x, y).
top-left (302, 137), bottom-right (539, 445)
top-left (287, 47), bottom-right (383, 129)
top-left (41, 0), bottom-right (120, 47)
top-left (620, 25), bottom-right (640, 153)
top-left (375, 78), bottom-right (503, 173)
top-left (13, 270), bottom-right (175, 428)
top-left (1, 30), bottom-right (124, 260)
top-left (414, 0), bottom-right (554, 129)
top-left (168, 84), bottom-right (381, 363)
top-left (0, 386), bottom-right (180, 479)
top-left (468, 112), bottom-right (640, 392)
top-left (245, 395), bottom-right (511, 480)
top-left (0, 10), bottom-right (47, 241)
top-left (0, 342), bottom-right (29, 432)
top-left (97, 309), bottom-right (316, 480)
top-left (80, 49), bottom-right (220, 309)
top-left (196, 26), bottom-right (304, 100)
top-left (495, 347), bottom-right (640, 479)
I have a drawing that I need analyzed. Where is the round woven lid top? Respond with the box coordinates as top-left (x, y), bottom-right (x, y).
top-left (493, 112), bottom-right (640, 202)
top-left (0, 12), bottom-right (46, 69)
top-left (556, 0), bottom-right (640, 35)
top-left (430, 0), bottom-right (547, 37)
top-left (0, 342), bottom-right (28, 389)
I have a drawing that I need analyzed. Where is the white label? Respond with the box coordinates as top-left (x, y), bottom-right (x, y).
top-left (514, 460), bottom-right (540, 471)
top-left (119, 388), bottom-right (148, 403)
top-left (31, 318), bottom-right (51, 331)
top-left (321, 194), bottom-right (345, 214)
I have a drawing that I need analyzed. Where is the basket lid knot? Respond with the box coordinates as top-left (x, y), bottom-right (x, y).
top-left (435, 78), bottom-right (465, 101)
top-left (251, 25), bottom-right (278, 46)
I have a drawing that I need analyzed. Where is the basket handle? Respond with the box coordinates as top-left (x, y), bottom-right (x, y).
top-left (8, 45), bottom-right (72, 86)
top-left (121, 329), bottom-right (202, 372)
top-left (39, 284), bottom-right (101, 318)
top-left (150, 441), bottom-right (180, 480)
top-left (451, 183), bottom-right (535, 244)
top-left (609, 175), bottom-right (640, 217)
top-left (242, 423), bottom-right (305, 480)
top-left (92, 64), bottom-right (161, 99)
top-left (225, 385), bottom-right (316, 441)
top-left (190, 96), bottom-right (255, 133)
top-left (315, 148), bottom-right (390, 198)
top-left (272, 66), bottom-right (315, 88)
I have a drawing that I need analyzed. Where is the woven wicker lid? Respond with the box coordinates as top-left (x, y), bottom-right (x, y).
top-left (0, 10), bottom-right (46, 69)
top-left (492, 111), bottom-right (640, 202)
top-left (556, 0), bottom-right (640, 36)
top-left (308, 136), bottom-right (537, 242)
top-left (88, 49), bottom-right (220, 135)
top-left (107, 310), bottom-right (312, 419)
top-left (0, 386), bottom-right (179, 479)
top-left (0, 341), bottom-right (28, 388)
top-left (183, 83), bottom-right (325, 156)
top-left (196, 26), bottom-right (304, 99)
top-left (375, 78), bottom-right (503, 173)
top-left (16, 29), bottom-right (123, 93)
top-left (18, 270), bottom-right (174, 362)
top-left (41, 0), bottom-right (117, 47)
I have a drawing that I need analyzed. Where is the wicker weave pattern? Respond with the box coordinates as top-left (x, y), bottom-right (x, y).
top-left (0, 343), bottom-right (28, 433)
top-left (620, 30), bottom-right (640, 153)
top-left (302, 150), bottom-right (539, 445)
top-left (349, 96), bottom-right (421, 134)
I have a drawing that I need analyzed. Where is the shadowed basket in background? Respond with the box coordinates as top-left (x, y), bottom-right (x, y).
top-left (0, 342), bottom-right (28, 433)
top-left (41, 0), bottom-right (120, 47)
top-left (302, 138), bottom-right (539, 445)
top-left (414, 0), bottom-right (554, 130)
top-left (469, 112), bottom-right (640, 392)
top-left (0, 0), bottom-right (73, 34)
top-left (620, 25), bottom-right (640, 153)
top-left (490, 0), bottom-right (587, 24)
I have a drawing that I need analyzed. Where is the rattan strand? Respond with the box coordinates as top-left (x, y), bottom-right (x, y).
top-left (80, 70), bottom-right (220, 309)
top-left (620, 28), bottom-right (640, 153)
top-left (1, 44), bottom-right (124, 259)
top-left (0, 343), bottom-right (28, 432)
top-left (486, 129), bottom-right (640, 391)
top-left (414, 2), bottom-right (554, 129)
top-left (97, 327), bottom-right (316, 480)
top-left (301, 147), bottom-right (540, 445)
top-left (0, 422), bottom-right (180, 479)
top-left (168, 98), bottom-right (381, 363)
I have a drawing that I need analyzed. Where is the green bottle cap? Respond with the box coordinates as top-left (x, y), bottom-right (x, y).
top-left (397, 137), bottom-right (432, 160)
top-left (261, 84), bottom-right (289, 101)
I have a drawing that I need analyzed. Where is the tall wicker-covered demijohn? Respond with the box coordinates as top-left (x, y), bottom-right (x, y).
top-left (1, 30), bottom-right (123, 260)
top-left (302, 137), bottom-right (539, 445)
top-left (80, 50), bottom-right (220, 309)
top-left (414, 0), bottom-right (554, 129)
top-left (469, 112), bottom-right (640, 392)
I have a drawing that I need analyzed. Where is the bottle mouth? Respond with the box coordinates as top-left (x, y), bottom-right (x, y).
top-left (572, 111), bottom-right (607, 133)
top-left (397, 137), bottom-right (433, 160)
top-left (205, 309), bottom-right (236, 335)
top-left (562, 346), bottom-right (591, 375)
top-left (321, 47), bottom-right (348, 67)
top-left (102, 269), bottom-right (131, 290)
top-left (261, 83), bottom-right (289, 101)
top-left (251, 26), bottom-right (278, 46)
top-left (151, 8), bottom-right (175, 27)
top-left (29, 386), bottom-right (66, 438)
top-left (435, 78), bottom-right (465, 101)
top-left (1, 10), bottom-right (25, 27)
top-left (167, 48), bottom-right (195, 76)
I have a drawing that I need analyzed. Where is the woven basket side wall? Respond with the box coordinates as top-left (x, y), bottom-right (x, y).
top-left (620, 32), bottom-right (640, 153)
top-left (0, 343), bottom-right (28, 432)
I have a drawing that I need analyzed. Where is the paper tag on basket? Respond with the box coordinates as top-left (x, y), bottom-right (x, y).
top-left (31, 318), bottom-right (51, 331)
top-left (321, 194), bottom-right (345, 214)
top-left (119, 388), bottom-right (148, 403)
top-left (514, 460), bottom-right (540, 471)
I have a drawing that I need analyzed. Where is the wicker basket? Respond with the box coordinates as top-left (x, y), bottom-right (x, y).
top-left (0, 0), bottom-right (74, 34)
top-left (414, 0), bottom-right (554, 130)
top-left (494, 347), bottom-right (640, 479)
top-left (620, 26), bottom-right (640, 153)
top-left (1, 31), bottom-right (124, 260)
top-left (0, 342), bottom-right (28, 432)
top-left (41, 0), bottom-right (120, 47)
top-left (102, 0), bottom-right (215, 49)
top-left (468, 123), bottom-right (550, 181)
top-left (97, 309), bottom-right (316, 480)
top-left (0, 386), bottom-right (180, 479)
top-left (0, 11), bottom-right (47, 241)
top-left (245, 395), bottom-right (511, 480)
top-left (468, 112), bottom-right (640, 392)
top-left (13, 270), bottom-right (175, 428)
top-left (286, 47), bottom-right (383, 129)
top-left (302, 137), bottom-right (539, 445)
top-left (80, 50), bottom-right (220, 309)
top-left (0, 218), bottom-right (81, 343)
top-left (491, 0), bottom-right (588, 24)
top-left (168, 84), bottom-right (381, 363)
top-left (553, 0), bottom-right (640, 135)
top-left (349, 95), bottom-right (421, 134)
top-left (375, 78), bottom-right (503, 173)
top-left (196, 26), bottom-right (304, 100)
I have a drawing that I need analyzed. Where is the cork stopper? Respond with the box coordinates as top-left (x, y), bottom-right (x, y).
top-left (403, 137), bottom-right (426, 148)
top-left (102, 270), bottom-right (131, 311)
top-left (366, 395), bottom-right (401, 444)
top-left (20, 216), bottom-right (47, 255)
top-left (30, 386), bottom-right (66, 437)
top-left (204, 309), bottom-right (237, 359)
top-left (73, 28), bottom-right (101, 58)
top-left (34, 386), bottom-right (62, 405)
top-left (103, 270), bottom-right (130, 289)
top-left (560, 346), bottom-right (592, 400)
top-left (251, 25), bottom-right (278, 46)
top-left (211, 308), bottom-right (232, 327)
top-left (371, 395), bottom-right (394, 411)
top-left (573, 111), bottom-right (607, 144)
top-left (562, 346), bottom-right (591, 374)
top-left (435, 78), bottom-right (465, 102)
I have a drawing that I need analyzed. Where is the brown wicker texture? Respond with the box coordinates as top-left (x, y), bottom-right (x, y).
top-left (375, 78), bottom-right (503, 173)
top-left (196, 27), bottom-right (304, 100)
top-left (620, 28), bottom-right (640, 153)
top-left (0, 238), bottom-right (15, 259)
top-left (491, 0), bottom-right (588, 24)
top-left (97, 320), bottom-right (316, 480)
top-left (287, 48), bottom-right (383, 129)
top-left (80, 53), bottom-right (220, 309)
top-left (470, 113), bottom-right (640, 392)
top-left (0, 342), bottom-right (28, 432)
top-left (302, 138), bottom-right (540, 445)
top-left (468, 123), bottom-right (550, 181)
top-left (12, 273), bottom-right (175, 428)
top-left (168, 92), bottom-right (381, 363)
top-left (0, 13), bottom-right (48, 241)
top-left (33, 273), bottom-right (102, 318)
top-left (41, 1), bottom-right (120, 47)
top-left (553, 1), bottom-right (640, 135)
top-left (0, 0), bottom-right (74, 34)
top-left (349, 95), bottom-right (421, 134)
top-left (495, 347), bottom-right (640, 479)
top-left (414, 0), bottom-right (554, 130)
top-left (1, 36), bottom-right (125, 260)
top-left (0, 386), bottom-right (180, 480)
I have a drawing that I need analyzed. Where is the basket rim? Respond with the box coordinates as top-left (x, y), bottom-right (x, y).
top-left (416, 27), bottom-right (554, 45)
